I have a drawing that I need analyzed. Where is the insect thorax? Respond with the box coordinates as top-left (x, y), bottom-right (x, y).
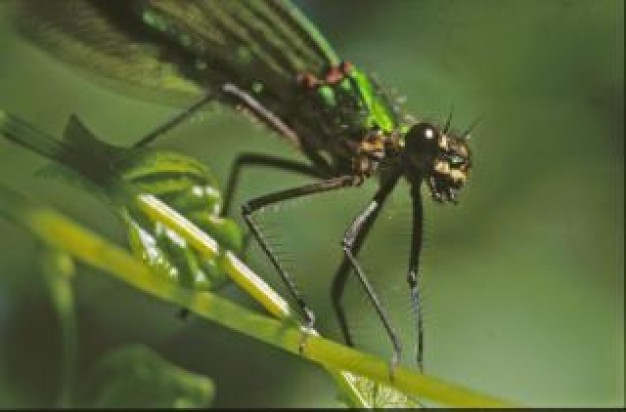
top-left (295, 62), bottom-right (403, 175)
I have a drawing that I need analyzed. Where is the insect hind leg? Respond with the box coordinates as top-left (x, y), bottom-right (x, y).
top-left (133, 92), bottom-right (217, 147)
top-left (242, 176), bottom-right (359, 344)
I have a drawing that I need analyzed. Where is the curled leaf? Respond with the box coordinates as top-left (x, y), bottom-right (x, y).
top-left (1, 111), bottom-right (243, 291)
top-left (115, 147), bottom-right (243, 290)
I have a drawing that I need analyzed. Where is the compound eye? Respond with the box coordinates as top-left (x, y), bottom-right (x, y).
top-left (405, 122), bottom-right (440, 153)
top-left (408, 122), bottom-right (438, 141)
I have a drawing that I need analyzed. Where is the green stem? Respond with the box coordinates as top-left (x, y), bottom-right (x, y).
top-left (0, 103), bottom-right (366, 406)
top-left (41, 249), bottom-right (77, 408)
top-left (123, 193), bottom-right (368, 406)
top-left (0, 189), bottom-right (517, 408)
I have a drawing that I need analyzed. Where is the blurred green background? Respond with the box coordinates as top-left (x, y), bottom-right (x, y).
top-left (0, 0), bottom-right (623, 407)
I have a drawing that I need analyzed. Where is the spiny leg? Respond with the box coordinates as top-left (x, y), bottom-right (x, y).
top-left (219, 81), bottom-right (338, 252)
top-left (221, 84), bottom-right (336, 176)
top-left (242, 175), bottom-right (360, 350)
top-left (336, 173), bottom-right (402, 374)
top-left (169, 84), bottom-right (329, 320)
top-left (331, 179), bottom-right (392, 347)
top-left (409, 181), bottom-right (425, 371)
top-left (133, 92), bottom-right (217, 148)
top-left (223, 153), bottom-right (329, 265)
top-left (134, 81), bottom-right (298, 149)
top-left (331, 259), bottom-right (355, 347)
top-left (132, 80), bottom-right (304, 149)
top-left (223, 153), bottom-right (327, 217)
top-left (221, 83), bottom-right (301, 148)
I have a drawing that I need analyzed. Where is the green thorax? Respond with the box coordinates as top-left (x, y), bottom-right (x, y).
top-left (296, 62), bottom-right (405, 160)
top-left (335, 66), bottom-right (398, 133)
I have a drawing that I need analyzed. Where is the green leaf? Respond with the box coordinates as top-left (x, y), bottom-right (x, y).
top-left (114, 148), bottom-right (243, 291)
top-left (60, 115), bottom-right (244, 291)
top-left (1, 111), bottom-right (244, 291)
top-left (81, 344), bottom-right (214, 408)
top-left (0, 186), bottom-right (516, 407)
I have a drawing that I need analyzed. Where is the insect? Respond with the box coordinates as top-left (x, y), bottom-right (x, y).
top-left (12, 1), bottom-right (473, 370)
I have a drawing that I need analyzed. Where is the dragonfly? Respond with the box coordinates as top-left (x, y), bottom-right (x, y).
top-left (12, 0), bottom-right (473, 370)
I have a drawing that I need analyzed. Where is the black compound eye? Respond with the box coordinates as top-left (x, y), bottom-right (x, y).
top-left (410, 122), bottom-right (438, 140)
top-left (405, 122), bottom-right (440, 154)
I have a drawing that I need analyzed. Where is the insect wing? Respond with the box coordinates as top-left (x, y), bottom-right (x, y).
top-left (11, 1), bottom-right (204, 105)
top-left (11, 1), bottom-right (339, 106)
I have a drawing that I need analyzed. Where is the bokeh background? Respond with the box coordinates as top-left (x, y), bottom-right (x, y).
top-left (0, 0), bottom-right (622, 407)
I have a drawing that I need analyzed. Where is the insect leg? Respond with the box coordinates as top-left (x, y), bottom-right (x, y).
top-left (222, 83), bottom-right (301, 148)
top-left (133, 92), bottom-right (217, 148)
top-left (223, 153), bottom-right (326, 217)
top-left (409, 181), bottom-right (425, 371)
top-left (338, 174), bottom-right (403, 371)
top-left (221, 83), bottom-right (335, 176)
top-left (331, 204), bottom-right (379, 347)
top-left (242, 175), bottom-right (360, 332)
top-left (177, 154), bottom-right (321, 322)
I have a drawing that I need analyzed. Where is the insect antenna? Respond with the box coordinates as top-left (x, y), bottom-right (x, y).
top-left (462, 114), bottom-right (485, 139)
top-left (443, 105), bottom-right (454, 134)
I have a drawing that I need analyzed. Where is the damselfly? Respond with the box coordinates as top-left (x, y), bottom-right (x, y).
top-left (11, 1), bottom-right (473, 370)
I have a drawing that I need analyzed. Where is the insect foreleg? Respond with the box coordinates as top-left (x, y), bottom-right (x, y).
top-left (223, 153), bottom-right (326, 217)
top-left (408, 181), bottom-right (425, 371)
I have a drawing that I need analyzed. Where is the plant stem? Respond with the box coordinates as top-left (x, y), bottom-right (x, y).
top-left (0, 188), bottom-right (516, 408)
top-left (41, 249), bottom-right (77, 408)
top-left (135, 196), bottom-right (369, 405)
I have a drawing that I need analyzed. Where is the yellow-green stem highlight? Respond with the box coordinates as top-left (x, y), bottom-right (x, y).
top-left (16, 204), bottom-right (515, 408)
top-left (134, 194), bottom-right (366, 406)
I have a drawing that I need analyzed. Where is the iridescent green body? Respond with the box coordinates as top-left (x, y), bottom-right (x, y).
top-left (13, 1), bottom-right (408, 177)
top-left (0, 111), bottom-right (243, 290)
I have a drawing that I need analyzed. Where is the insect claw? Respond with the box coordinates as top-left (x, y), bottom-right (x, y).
top-left (432, 192), bottom-right (444, 203)
top-left (298, 331), bottom-right (309, 355)
top-left (448, 188), bottom-right (459, 204)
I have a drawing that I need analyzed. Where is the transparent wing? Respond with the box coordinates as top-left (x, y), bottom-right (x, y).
top-left (11, 1), bottom-right (204, 105)
top-left (11, 0), bottom-right (339, 107)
